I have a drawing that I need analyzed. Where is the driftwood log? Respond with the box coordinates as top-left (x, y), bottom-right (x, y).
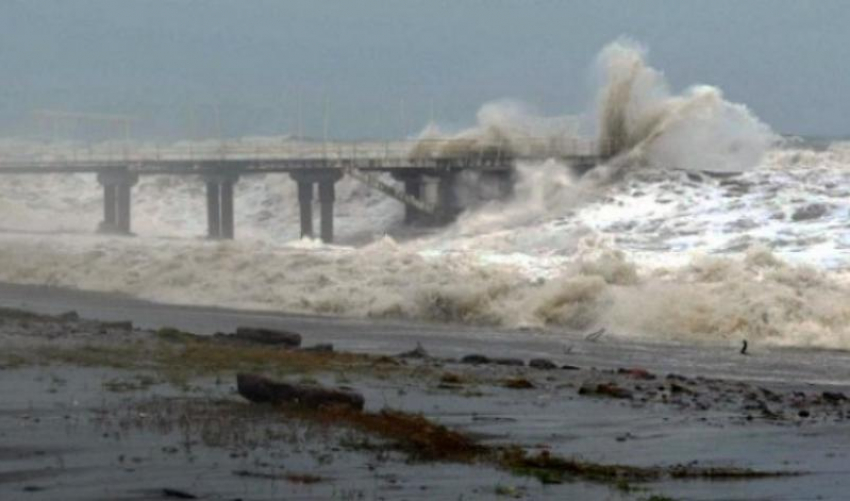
top-left (236, 373), bottom-right (364, 410)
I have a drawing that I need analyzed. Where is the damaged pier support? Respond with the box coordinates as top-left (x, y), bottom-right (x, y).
top-left (481, 170), bottom-right (515, 200)
top-left (392, 172), bottom-right (426, 225)
top-left (393, 170), bottom-right (462, 225)
top-left (97, 169), bottom-right (139, 235)
top-left (204, 169), bottom-right (240, 239)
top-left (290, 169), bottom-right (343, 243)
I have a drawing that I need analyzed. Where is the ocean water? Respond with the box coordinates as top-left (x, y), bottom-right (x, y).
top-left (2, 40), bottom-right (850, 350)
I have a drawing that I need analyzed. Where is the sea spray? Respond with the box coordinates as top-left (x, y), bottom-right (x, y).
top-left (411, 100), bottom-right (584, 160)
top-left (594, 39), bottom-right (775, 173)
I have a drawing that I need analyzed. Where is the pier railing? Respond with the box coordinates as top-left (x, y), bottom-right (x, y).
top-left (0, 136), bottom-right (597, 170)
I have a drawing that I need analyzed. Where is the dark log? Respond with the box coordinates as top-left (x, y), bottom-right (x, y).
top-left (397, 342), bottom-right (429, 359)
top-left (493, 357), bottom-right (525, 367)
top-left (161, 488), bottom-right (198, 499)
top-left (529, 358), bottom-right (558, 370)
top-left (460, 354), bottom-right (490, 365)
top-left (236, 373), bottom-right (364, 410)
top-left (234, 327), bottom-right (302, 348)
top-left (578, 382), bottom-right (633, 400)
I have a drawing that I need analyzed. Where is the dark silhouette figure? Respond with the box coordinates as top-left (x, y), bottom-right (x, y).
top-left (740, 339), bottom-right (748, 355)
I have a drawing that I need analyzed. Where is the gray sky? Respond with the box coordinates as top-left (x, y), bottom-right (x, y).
top-left (1, 0), bottom-right (848, 139)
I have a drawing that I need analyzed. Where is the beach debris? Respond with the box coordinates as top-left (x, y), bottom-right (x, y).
top-left (236, 373), bottom-right (364, 410)
top-left (503, 377), bottom-right (535, 389)
top-left (493, 357), bottom-right (525, 367)
top-left (57, 310), bottom-right (80, 322)
top-left (561, 364), bottom-right (581, 371)
top-left (284, 473), bottom-right (326, 484)
top-left (740, 339), bottom-right (748, 355)
top-left (615, 432), bottom-right (635, 442)
top-left (157, 327), bottom-right (204, 342)
top-left (529, 358), bottom-right (558, 370)
top-left (500, 448), bottom-right (798, 486)
top-left (100, 320), bottom-right (133, 331)
top-left (439, 372), bottom-right (464, 386)
top-left (460, 354), bottom-right (524, 366)
top-left (233, 469), bottom-right (286, 480)
top-left (617, 367), bottom-right (656, 380)
top-left (578, 382), bottom-right (633, 400)
top-left (585, 328), bottom-right (606, 342)
top-left (822, 391), bottom-right (848, 404)
top-left (161, 488), bottom-right (198, 499)
top-left (747, 400), bottom-right (783, 420)
top-left (759, 387), bottom-right (782, 403)
top-left (669, 382), bottom-right (697, 395)
top-left (301, 343), bottom-right (334, 353)
top-left (233, 327), bottom-right (302, 348)
top-left (372, 355), bottom-right (401, 366)
top-left (233, 470), bottom-right (327, 484)
top-left (397, 342), bottom-right (430, 359)
top-left (461, 354), bottom-right (491, 365)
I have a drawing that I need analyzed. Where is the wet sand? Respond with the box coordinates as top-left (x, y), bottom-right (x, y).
top-left (1, 283), bottom-right (850, 500)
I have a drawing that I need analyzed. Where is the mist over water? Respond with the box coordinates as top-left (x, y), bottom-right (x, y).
top-left (4, 41), bottom-right (850, 350)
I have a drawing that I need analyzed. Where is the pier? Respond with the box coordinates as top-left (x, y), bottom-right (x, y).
top-left (0, 138), bottom-right (598, 243)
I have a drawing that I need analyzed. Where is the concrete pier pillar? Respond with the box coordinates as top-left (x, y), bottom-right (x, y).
top-left (116, 182), bottom-right (133, 233)
top-left (220, 179), bottom-right (235, 239)
top-left (97, 169), bottom-right (138, 235)
top-left (296, 181), bottom-right (314, 239)
top-left (318, 180), bottom-right (335, 243)
top-left (403, 177), bottom-right (424, 224)
top-left (203, 170), bottom-right (239, 240)
top-left (291, 169), bottom-right (343, 243)
top-left (205, 180), bottom-right (221, 239)
top-left (437, 171), bottom-right (460, 222)
top-left (392, 172), bottom-right (426, 225)
top-left (102, 183), bottom-right (117, 229)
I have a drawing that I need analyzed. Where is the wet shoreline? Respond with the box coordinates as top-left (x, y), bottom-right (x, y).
top-left (1, 284), bottom-right (850, 499)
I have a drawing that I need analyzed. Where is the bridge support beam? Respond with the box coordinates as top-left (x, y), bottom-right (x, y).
top-left (291, 169), bottom-right (343, 243)
top-left (97, 169), bottom-right (138, 235)
top-left (203, 171), bottom-right (239, 240)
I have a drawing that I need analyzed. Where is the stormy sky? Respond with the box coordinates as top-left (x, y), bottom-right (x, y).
top-left (1, 0), bottom-right (847, 139)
